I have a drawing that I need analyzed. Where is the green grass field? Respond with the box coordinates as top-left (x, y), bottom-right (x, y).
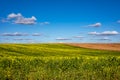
top-left (0, 44), bottom-right (120, 80)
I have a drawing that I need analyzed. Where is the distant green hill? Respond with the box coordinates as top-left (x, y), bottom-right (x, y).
top-left (0, 44), bottom-right (120, 57)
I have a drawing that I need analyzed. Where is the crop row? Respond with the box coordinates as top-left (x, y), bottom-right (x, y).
top-left (0, 56), bottom-right (120, 80)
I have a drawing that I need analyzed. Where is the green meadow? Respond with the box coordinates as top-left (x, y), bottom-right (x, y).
top-left (0, 44), bottom-right (120, 80)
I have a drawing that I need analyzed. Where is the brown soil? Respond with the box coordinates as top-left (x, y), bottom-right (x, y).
top-left (66, 43), bottom-right (120, 51)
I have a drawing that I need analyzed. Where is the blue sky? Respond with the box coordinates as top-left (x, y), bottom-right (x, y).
top-left (0, 0), bottom-right (120, 43)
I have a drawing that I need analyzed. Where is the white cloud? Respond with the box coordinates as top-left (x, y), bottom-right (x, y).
top-left (117, 20), bottom-right (120, 23)
top-left (74, 36), bottom-right (84, 38)
top-left (2, 32), bottom-right (28, 36)
top-left (40, 22), bottom-right (50, 25)
top-left (1, 19), bottom-right (9, 23)
top-left (15, 16), bottom-right (36, 25)
top-left (56, 37), bottom-right (71, 40)
top-left (88, 31), bottom-right (99, 35)
top-left (13, 38), bottom-right (33, 41)
top-left (88, 22), bottom-right (101, 27)
top-left (88, 31), bottom-right (119, 36)
top-left (1, 13), bottom-right (50, 25)
top-left (32, 33), bottom-right (42, 36)
top-left (7, 13), bottom-right (37, 25)
top-left (25, 39), bottom-right (33, 40)
top-left (101, 31), bottom-right (119, 35)
top-left (1, 38), bottom-right (10, 40)
top-left (8, 13), bottom-right (22, 19)
top-left (98, 37), bottom-right (111, 40)
top-left (14, 38), bottom-right (24, 40)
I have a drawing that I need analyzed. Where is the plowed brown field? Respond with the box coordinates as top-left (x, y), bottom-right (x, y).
top-left (67, 43), bottom-right (120, 51)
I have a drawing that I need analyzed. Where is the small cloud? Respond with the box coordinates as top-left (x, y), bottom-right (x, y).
top-left (88, 22), bottom-right (101, 27)
top-left (88, 31), bottom-right (119, 36)
top-left (14, 38), bottom-right (24, 40)
top-left (88, 31), bottom-right (99, 35)
top-left (101, 31), bottom-right (119, 35)
top-left (15, 16), bottom-right (37, 25)
top-left (8, 13), bottom-right (22, 19)
top-left (1, 18), bottom-right (9, 23)
top-left (40, 22), bottom-right (50, 25)
top-left (1, 32), bottom-right (28, 36)
top-left (74, 36), bottom-right (84, 38)
top-left (32, 33), bottom-right (42, 36)
top-left (1, 38), bottom-right (10, 40)
top-left (1, 13), bottom-right (50, 25)
top-left (25, 39), bottom-right (33, 40)
top-left (13, 38), bottom-right (33, 41)
top-left (117, 20), bottom-right (120, 23)
top-left (6, 13), bottom-right (37, 25)
top-left (56, 37), bottom-right (72, 40)
top-left (98, 37), bottom-right (111, 40)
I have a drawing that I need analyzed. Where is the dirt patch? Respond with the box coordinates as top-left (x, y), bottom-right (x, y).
top-left (66, 43), bottom-right (120, 51)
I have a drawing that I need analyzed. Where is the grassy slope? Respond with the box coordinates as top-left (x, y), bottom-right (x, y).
top-left (0, 43), bottom-right (120, 57)
top-left (0, 44), bottom-right (120, 80)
